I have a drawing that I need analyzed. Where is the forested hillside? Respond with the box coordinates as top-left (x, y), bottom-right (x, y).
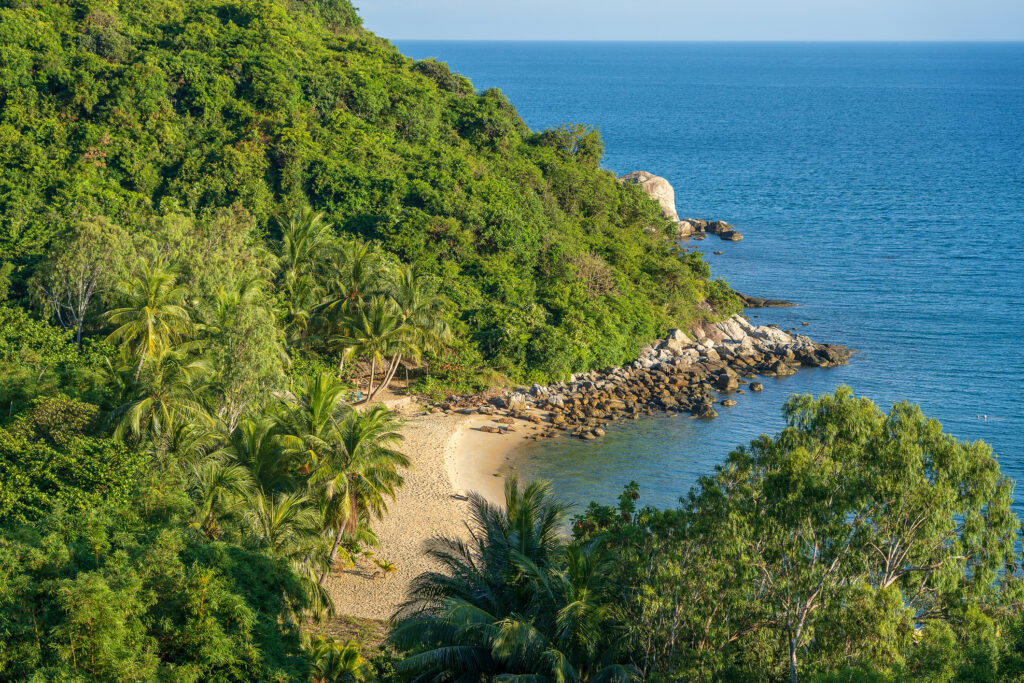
top-left (0, 0), bottom-right (736, 383)
top-left (2, 3), bottom-right (1023, 681)
top-left (0, 1), bottom-right (738, 677)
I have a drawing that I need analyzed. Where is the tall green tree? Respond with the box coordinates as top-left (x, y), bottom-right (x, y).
top-left (104, 263), bottom-right (193, 377)
top-left (391, 478), bottom-right (635, 681)
top-left (574, 387), bottom-right (1022, 682)
top-left (311, 403), bottom-right (407, 583)
top-left (33, 216), bottom-right (131, 349)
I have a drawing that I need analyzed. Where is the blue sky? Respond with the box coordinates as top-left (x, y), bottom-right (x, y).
top-left (358, 0), bottom-right (1024, 41)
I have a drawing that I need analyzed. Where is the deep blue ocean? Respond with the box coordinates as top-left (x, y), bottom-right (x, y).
top-left (398, 42), bottom-right (1024, 512)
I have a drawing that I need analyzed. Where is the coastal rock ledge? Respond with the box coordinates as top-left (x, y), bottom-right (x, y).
top-left (434, 314), bottom-right (854, 441)
top-left (617, 171), bottom-right (745, 242)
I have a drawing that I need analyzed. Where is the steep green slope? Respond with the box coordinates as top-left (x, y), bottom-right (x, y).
top-left (0, 0), bottom-right (737, 381)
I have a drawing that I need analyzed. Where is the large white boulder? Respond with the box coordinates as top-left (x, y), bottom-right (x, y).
top-left (619, 171), bottom-right (679, 221)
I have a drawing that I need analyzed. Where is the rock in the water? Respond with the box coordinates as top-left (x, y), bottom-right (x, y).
top-left (720, 230), bottom-right (744, 241)
top-left (750, 381), bottom-right (764, 392)
top-left (714, 374), bottom-right (739, 392)
top-left (721, 399), bottom-right (738, 407)
top-left (737, 293), bottom-right (797, 308)
top-left (713, 250), bottom-right (723, 255)
top-left (618, 171), bottom-right (679, 222)
top-left (679, 218), bottom-right (708, 234)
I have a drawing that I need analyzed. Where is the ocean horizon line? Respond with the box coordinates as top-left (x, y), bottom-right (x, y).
top-left (393, 38), bottom-right (1024, 45)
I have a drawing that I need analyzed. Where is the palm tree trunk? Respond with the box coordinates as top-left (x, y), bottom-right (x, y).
top-left (320, 526), bottom-right (346, 586)
top-left (368, 353), bottom-right (401, 402)
top-left (364, 356), bottom-right (375, 402)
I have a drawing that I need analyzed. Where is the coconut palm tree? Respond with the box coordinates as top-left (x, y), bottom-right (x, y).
top-left (203, 414), bottom-right (298, 495)
top-left (342, 296), bottom-right (407, 401)
top-left (187, 458), bottom-right (255, 539)
top-left (276, 207), bottom-right (334, 341)
top-left (246, 489), bottom-right (334, 618)
top-left (280, 269), bottom-right (324, 343)
top-left (368, 265), bottom-right (451, 399)
top-left (390, 478), bottom-right (635, 682)
top-left (276, 372), bottom-right (350, 468)
top-left (308, 634), bottom-right (373, 683)
top-left (312, 239), bottom-right (384, 374)
top-left (110, 346), bottom-right (211, 450)
top-left (104, 262), bottom-right (193, 377)
top-left (310, 403), bottom-right (407, 584)
top-left (277, 207), bottom-right (335, 284)
top-left (323, 239), bottom-right (383, 315)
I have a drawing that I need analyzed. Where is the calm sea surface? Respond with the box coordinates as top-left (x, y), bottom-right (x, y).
top-left (398, 42), bottom-right (1024, 512)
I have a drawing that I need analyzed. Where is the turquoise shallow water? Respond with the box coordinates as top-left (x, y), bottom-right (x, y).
top-left (398, 41), bottom-right (1024, 512)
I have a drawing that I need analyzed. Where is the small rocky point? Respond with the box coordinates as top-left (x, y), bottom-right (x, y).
top-left (616, 170), bottom-right (746, 243)
top-left (431, 314), bottom-right (854, 441)
top-left (619, 171), bottom-right (679, 221)
top-left (678, 218), bottom-right (744, 242)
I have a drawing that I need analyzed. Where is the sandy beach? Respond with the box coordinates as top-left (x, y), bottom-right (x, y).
top-left (325, 406), bottom-right (544, 621)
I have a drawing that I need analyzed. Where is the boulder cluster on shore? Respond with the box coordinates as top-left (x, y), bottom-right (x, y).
top-left (617, 170), bottom-right (744, 242)
top-left (677, 217), bottom-right (744, 241)
top-left (432, 314), bottom-right (854, 441)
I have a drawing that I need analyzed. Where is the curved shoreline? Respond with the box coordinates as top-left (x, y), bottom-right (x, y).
top-left (325, 409), bottom-right (539, 621)
top-left (329, 313), bottom-right (853, 620)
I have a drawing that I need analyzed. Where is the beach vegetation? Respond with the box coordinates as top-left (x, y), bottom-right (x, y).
top-left (0, 0), bottom-right (1011, 680)
top-left (571, 387), bottom-right (1024, 682)
top-left (391, 478), bottom-right (636, 681)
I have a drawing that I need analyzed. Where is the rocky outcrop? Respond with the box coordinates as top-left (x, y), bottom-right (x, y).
top-left (681, 218), bottom-right (745, 242)
top-left (433, 314), bottom-right (854, 441)
top-left (617, 173), bottom-right (747, 243)
top-left (619, 171), bottom-right (678, 222)
top-left (737, 293), bottom-right (797, 308)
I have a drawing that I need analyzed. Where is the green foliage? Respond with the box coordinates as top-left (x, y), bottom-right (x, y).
top-left (705, 277), bottom-right (743, 316)
top-left (0, 502), bottom-right (312, 681)
top-left (391, 478), bottom-right (636, 681)
top-left (0, 0), bottom-right (727, 382)
top-left (0, 412), bottom-right (144, 524)
top-left (572, 388), bottom-right (1024, 682)
top-left (0, 304), bottom-right (113, 417)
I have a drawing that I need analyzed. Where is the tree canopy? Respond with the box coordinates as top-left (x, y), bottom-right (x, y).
top-left (0, 0), bottom-right (736, 383)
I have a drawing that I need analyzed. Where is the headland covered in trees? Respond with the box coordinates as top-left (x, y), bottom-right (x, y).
top-left (1, 0), bottom-right (1023, 681)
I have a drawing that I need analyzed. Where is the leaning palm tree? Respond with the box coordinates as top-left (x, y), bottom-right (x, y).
top-left (367, 265), bottom-right (452, 400)
top-left (341, 296), bottom-right (407, 401)
top-left (310, 403), bottom-right (407, 584)
top-left (105, 262), bottom-right (193, 377)
top-left (311, 240), bottom-right (383, 375)
top-left (313, 501), bottom-right (380, 582)
top-left (390, 478), bottom-right (635, 682)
